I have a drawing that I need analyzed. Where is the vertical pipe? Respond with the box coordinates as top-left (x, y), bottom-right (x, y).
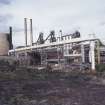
top-left (30, 19), bottom-right (33, 46)
top-left (24, 18), bottom-right (28, 46)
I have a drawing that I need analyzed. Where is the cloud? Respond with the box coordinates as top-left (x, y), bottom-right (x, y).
top-left (0, 14), bottom-right (12, 22)
top-left (0, 0), bottom-right (14, 31)
top-left (0, 0), bottom-right (11, 5)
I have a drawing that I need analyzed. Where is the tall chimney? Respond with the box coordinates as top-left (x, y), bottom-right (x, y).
top-left (24, 18), bottom-right (28, 46)
top-left (30, 19), bottom-right (33, 46)
top-left (59, 30), bottom-right (63, 40)
top-left (9, 26), bottom-right (13, 49)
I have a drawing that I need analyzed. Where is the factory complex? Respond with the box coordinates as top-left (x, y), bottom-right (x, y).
top-left (0, 18), bottom-right (105, 71)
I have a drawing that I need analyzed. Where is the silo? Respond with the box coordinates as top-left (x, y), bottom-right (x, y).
top-left (0, 33), bottom-right (10, 56)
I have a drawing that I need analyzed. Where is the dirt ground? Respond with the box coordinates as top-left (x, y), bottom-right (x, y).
top-left (0, 69), bottom-right (105, 105)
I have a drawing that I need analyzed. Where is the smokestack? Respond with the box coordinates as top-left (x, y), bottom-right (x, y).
top-left (24, 18), bottom-right (28, 46)
top-left (9, 26), bottom-right (13, 49)
top-left (30, 19), bottom-right (33, 46)
top-left (59, 30), bottom-right (63, 40)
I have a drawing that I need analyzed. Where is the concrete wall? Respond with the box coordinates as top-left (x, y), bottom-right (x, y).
top-left (0, 33), bottom-right (10, 56)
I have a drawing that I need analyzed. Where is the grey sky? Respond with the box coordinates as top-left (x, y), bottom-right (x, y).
top-left (0, 0), bottom-right (105, 46)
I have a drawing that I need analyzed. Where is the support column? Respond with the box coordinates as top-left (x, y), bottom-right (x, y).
top-left (90, 41), bottom-right (95, 70)
top-left (89, 49), bottom-right (91, 63)
top-left (67, 44), bottom-right (69, 55)
top-left (81, 44), bottom-right (85, 63)
top-left (63, 44), bottom-right (67, 56)
top-left (57, 46), bottom-right (60, 65)
top-left (97, 40), bottom-right (100, 64)
top-left (45, 50), bottom-right (47, 65)
top-left (40, 49), bottom-right (43, 65)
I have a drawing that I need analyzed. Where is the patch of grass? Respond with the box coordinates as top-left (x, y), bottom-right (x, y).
top-left (96, 64), bottom-right (105, 73)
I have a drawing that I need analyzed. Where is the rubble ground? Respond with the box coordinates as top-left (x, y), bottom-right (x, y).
top-left (0, 66), bottom-right (104, 105)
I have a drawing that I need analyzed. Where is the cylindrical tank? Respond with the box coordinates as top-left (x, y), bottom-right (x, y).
top-left (0, 33), bottom-right (10, 56)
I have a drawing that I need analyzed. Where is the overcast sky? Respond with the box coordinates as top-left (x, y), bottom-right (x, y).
top-left (0, 0), bottom-right (105, 46)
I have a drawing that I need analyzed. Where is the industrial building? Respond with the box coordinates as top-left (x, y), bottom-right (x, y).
top-left (0, 27), bottom-right (13, 56)
top-left (8, 18), bottom-right (105, 71)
